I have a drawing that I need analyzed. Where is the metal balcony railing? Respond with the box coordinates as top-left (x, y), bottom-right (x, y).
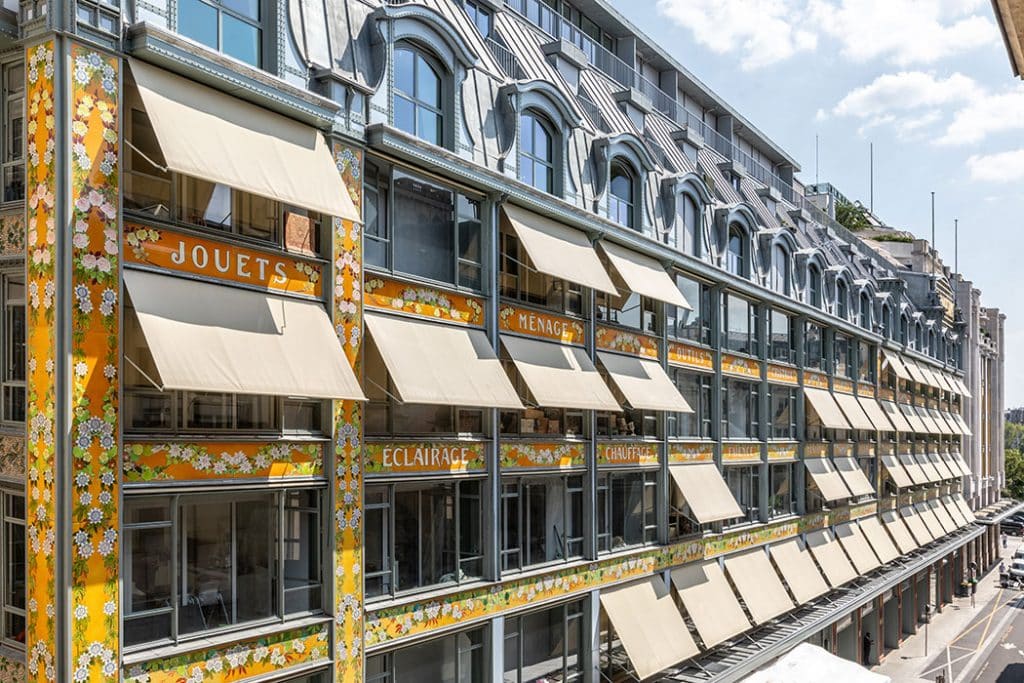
top-left (484, 37), bottom-right (525, 80)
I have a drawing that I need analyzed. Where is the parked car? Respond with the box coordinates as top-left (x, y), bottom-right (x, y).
top-left (1009, 560), bottom-right (1024, 582)
top-left (1001, 519), bottom-right (1024, 536)
top-left (1014, 546), bottom-right (1024, 560)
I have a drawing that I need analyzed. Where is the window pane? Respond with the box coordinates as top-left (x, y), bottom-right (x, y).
top-left (284, 492), bottom-right (321, 614)
top-left (414, 54), bottom-right (441, 107)
top-left (222, 14), bottom-right (261, 67)
top-left (178, 0), bottom-right (219, 50)
top-left (180, 500), bottom-right (234, 634)
top-left (417, 107), bottom-right (441, 146)
top-left (235, 498), bottom-right (275, 621)
top-left (235, 394), bottom-right (275, 430)
top-left (184, 392), bottom-right (230, 429)
top-left (394, 48), bottom-right (415, 96)
top-left (393, 172), bottom-right (455, 283)
top-left (394, 95), bottom-right (416, 138)
top-left (284, 400), bottom-right (324, 433)
top-left (220, 0), bottom-right (258, 19)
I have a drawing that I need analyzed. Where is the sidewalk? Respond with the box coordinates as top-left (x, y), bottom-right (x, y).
top-left (873, 542), bottom-right (1016, 683)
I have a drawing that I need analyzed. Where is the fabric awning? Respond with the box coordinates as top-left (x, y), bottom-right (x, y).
top-left (899, 404), bottom-right (928, 433)
top-left (124, 269), bottom-right (365, 400)
top-left (600, 576), bottom-right (698, 680)
top-left (833, 457), bottom-right (875, 498)
top-left (913, 406), bottom-right (942, 435)
top-left (882, 350), bottom-right (913, 381)
top-left (899, 506), bottom-right (935, 545)
top-left (938, 451), bottom-right (962, 480)
top-left (953, 494), bottom-right (976, 523)
top-left (804, 458), bottom-right (853, 502)
top-left (858, 397), bottom-right (895, 432)
top-left (669, 464), bottom-right (744, 523)
top-left (599, 240), bottom-right (689, 308)
top-left (859, 516), bottom-right (900, 564)
top-left (914, 453), bottom-right (943, 484)
top-left (929, 452), bottom-right (958, 481)
top-left (951, 451), bottom-right (972, 477)
top-left (898, 453), bottom-right (929, 486)
top-left (880, 400), bottom-right (913, 433)
top-left (942, 496), bottom-right (969, 527)
top-left (501, 204), bottom-right (619, 295)
top-left (936, 373), bottom-right (958, 394)
top-left (834, 522), bottom-right (881, 574)
top-left (951, 411), bottom-right (973, 437)
top-left (597, 351), bottom-right (693, 412)
top-left (881, 455), bottom-right (913, 489)
top-left (881, 510), bottom-right (919, 554)
top-left (927, 498), bottom-right (958, 534)
top-left (953, 376), bottom-right (972, 398)
top-left (904, 361), bottom-right (929, 386)
top-left (768, 539), bottom-right (830, 605)
top-left (805, 389), bottom-right (851, 430)
top-left (931, 410), bottom-right (958, 435)
top-left (127, 59), bottom-right (359, 221)
top-left (915, 364), bottom-right (942, 390)
top-left (805, 529), bottom-right (858, 588)
top-left (834, 392), bottom-right (875, 431)
top-left (914, 502), bottom-right (947, 539)
top-left (500, 335), bottom-right (619, 410)
top-left (940, 412), bottom-right (964, 436)
top-left (724, 548), bottom-right (796, 624)
top-left (744, 643), bottom-right (894, 683)
top-left (365, 314), bottom-right (521, 408)
top-left (671, 561), bottom-right (751, 648)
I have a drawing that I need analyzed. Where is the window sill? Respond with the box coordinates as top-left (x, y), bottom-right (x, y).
top-left (123, 434), bottom-right (332, 443)
top-left (122, 614), bottom-right (331, 667)
top-left (0, 644), bottom-right (23, 664)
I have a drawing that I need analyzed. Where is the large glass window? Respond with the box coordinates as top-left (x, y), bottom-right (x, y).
top-left (500, 475), bottom-right (584, 572)
top-left (667, 369), bottom-right (711, 439)
top-left (595, 291), bottom-right (657, 334)
top-left (722, 378), bottom-right (759, 439)
top-left (769, 385), bottom-right (796, 439)
top-left (364, 480), bottom-right (482, 599)
top-left (367, 626), bottom-right (486, 683)
top-left (1, 491), bottom-right (23, 649)
top-left (122, 490), bottom-right (322, 649)
top-left (768, 463), bottom-right (795, 518)
top-left (804, 322), bottom-right (824, 370)
top-left (462, 0), bottom-right (493, 37)
top-left (608, 162), bottom-right (635, 228)
top-left (725, 465), bottom-right (760, 524)
top-left (394, 45), bottom-right (444, 146)
top-left (722, 293), bottom-right (759, 356)
top-left (1, 274), bottom-right (23, 424)
top-left (500, 231), bottom-right (581, 315)
top-left (678, 193), bottom-right (700, 256)
top-left (725, 226), bottom-right (746, 277)
top-left (770, 244), bottom-right (790, 295)
top-left (667, 273), bottom-right (710, 345)
top-left (769, 309), bottom-right (794, 363)
top-left (858, 341), bottom-right (874, 384)
top-left (504, 601), bottom-right (583, 683)
top-left (834, 333), bottom-right (852, 379)
top-left (519, 111), bottom-right (556, 194)
top-left (2, 62), bottom-right (23, 203)
top-left (178, 0), bottom-right (262, 67)
top-left (597, 471), bottom-right (657, 552)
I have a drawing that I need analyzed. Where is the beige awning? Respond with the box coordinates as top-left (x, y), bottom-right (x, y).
top-left (671, 561), bottom-right (751, 648)
top-left (953, 494), bottom-right (976, 523)
top-left (941, 412), bottom-right (966, 436)
top-left (904, 361), bottom-right (928, 386)
top-left (500, 334), bottom-right (619, 411)
top-left (898, 453), bottom-right (929, 486)
top-left (931, 409), bottom-right (958, 435)
top-left (942, 496), bottom-right (969, 527)
top-left (938, 451), bottom-right (963, 480)
top-left (929, 451), bottom-right (958, 481)
top-left (880, 400), bottom-right (913, 433)
top-left (859, 516), bottom-right (900, 564)
top-left (914, 453), bottom-right (943, 484)
top-left (805, 529), bottom-right (858, 588)
top-left (936, 373), bottom-right (958, 394)
top-left (768, 539), bottom-right (830, 604)
top-left (858, 397), bottom-right (895, 432)
top-left (597, 351), bottom-right (693, 412)
top-left (927, 498), bottom-right (958, 534)
top-left (953, 376), bottom-right (972, 398)
top-left (951, 411), bottom-right (973, 437)
top-left (501, 204), bottom-right (619, 295)
top-left (127, 59), bottom-right (359, 222)
top-left (911, 406), bottom-right (941, 435)
top-left (600, 576), bottom-right (698, 680)
top-left (925, 408), bottom-right (953, 435)
top-left (365, 313), bottom-right (521, 409)
top-left (834, 392), bottom-right (875, 431)
top-left (915, 363), bottom-right (942, 390)
top-left (914, 502), bottom-right (947, 539)
top-left (805, 388), bottom-right (852, 430)
top-left (723, 548), bottom-right (796, 624)
top-left (833, 457), bottom-right (875, 498)
top-left (599, 240), bottom-right (689, 308)
top-left (899, 404), bottom-right (928, 433)
top-left (124, 269), bottom-right (365, 400)
top-left (951, 451), bottom-right (973, 477)
top-left (804, 458), bottom-right (853, 502)
top-left (881, 510), bottom-right (919, 554)
top-left (899, 506), bottom-right (935, 545)
top-left (669, 464), bottom-right (744, 524)
top-left (881, 455), bottom-right (913, 489)
top-left (834, 522), bottom-right (881, 574)
top-left (882, 350), bottom-right (913, 381)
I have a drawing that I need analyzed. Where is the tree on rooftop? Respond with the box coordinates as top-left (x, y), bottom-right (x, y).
top-left (835, 199), bottom-right (871, 232)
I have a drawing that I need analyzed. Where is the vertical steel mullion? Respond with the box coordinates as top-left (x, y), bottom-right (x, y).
top-left (278, 491), bottom-right (285, 622)
top-left (230, 501), bottom-right (237, 623)
top-left (171, 494), bottom-right (179, 643)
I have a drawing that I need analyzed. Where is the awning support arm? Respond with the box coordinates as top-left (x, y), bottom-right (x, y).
top-left (124, 355), bottom-right (163, 392)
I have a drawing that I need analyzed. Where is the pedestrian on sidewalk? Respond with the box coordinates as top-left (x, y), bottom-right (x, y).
top-left (1003, 533), bottom-right (1008, 549)
top-left (862, 631), bottom-right (874, 665)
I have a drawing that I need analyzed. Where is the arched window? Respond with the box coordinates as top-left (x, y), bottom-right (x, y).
top-left (900, 314), bottom-right (910, 345)
top-left (914, 322), bottom-right (924, 350)
top-left (835, 280), bottom-right (849, 320)
top-left (679, 193), bottom-right (699, 256)
top-left (609, 162), bottom-right (635, 228)
top-left (770, 244), bottom-right (789, 295)
top-left (859, 292), bottom-right (871, 329)
top-left (807, 264), bottom-right (822, 308)
top-left (928, 329), bottom-right (937, 357)
top-left (394, 45), bottom-right (444, 146)
top-left (519, 111), bottom-right (555, 194)
top-left (726, 225), bottom-right (746, 277)
top-left (882, 304), bottom-right (893, 339)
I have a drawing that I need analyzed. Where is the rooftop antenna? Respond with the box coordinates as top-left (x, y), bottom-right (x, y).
top-left (815, 134), bottom-right (819, 186)
top-left (869, 142), bottom-right (874, 213)
top-left (930, 191), bottom-right (935, 277)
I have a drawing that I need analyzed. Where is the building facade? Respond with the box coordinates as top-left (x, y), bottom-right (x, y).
top-left (0, 0), bottom-right (1010, 682)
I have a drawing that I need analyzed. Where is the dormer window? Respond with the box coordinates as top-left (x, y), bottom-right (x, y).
top-left (726, 226), bottom-right (746, 277)
top-left (519, 111), bottom-right (556, 195)
top-left (394, 44), bottom-right (444, 146)
top-left (608, 162), bottom-right (636, 229)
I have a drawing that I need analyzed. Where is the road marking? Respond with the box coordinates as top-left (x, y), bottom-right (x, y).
top-left (1000, 642), bottom-right (1015, 649)
top-left (951, 589), bottom-right (1004, 646)
top-left (974, 589), bottom-right (1007, 648)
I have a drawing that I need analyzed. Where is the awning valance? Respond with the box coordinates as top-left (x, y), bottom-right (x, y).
top-left (859, 516), bottom-right (900, 564)
top-left (600, 576), bottom-right (698, 680)
top-left (805, 529), bottom-right (858, 588)
top-left (671, 561), bottom-right (751, 648)
top-left (834, 522), bottom-right (881, 574)
top-left (898, 453), bottom-right (930, 486)
top-left (597, 351), bottom-right (693, 412)
top-left (805, 388), bottom-right (851, 430)
top-left (124, 269), bottom-right (364, 400)
top-left (880, 455), bottom-right (913, 489)
top-left (501, 204), bottom-right (619, 295)
top-left (833, 457), bottom-right (875, 498)
top-left (899, 506), bottom-right (935, 545)
top-left (500, 334), bottom-right (619, 411)
top-left (834, 392), bottom-right (875, 431)
top-left (880, 400), bottom-right (913, 433)
top-left (599, 240), bottom-right (689, 308)
top-left (669, 464), bottom-right (744, 524)
top-left (127, 58), bottom-right (359, 221)
top-left (804, 458), bottom-right (852, 502)
top-left (723, 548), bottom-right (795, 624)
top-left (365, 313), bottom-right (522, 409)
top-left (882, 350), bottom-right (912, 381)
top-left (858, 397), bottom-right (895, 432)
top-left (768, 539), bottom-right (830, 605)
top-left (881, 510), bottom-right (918, 554)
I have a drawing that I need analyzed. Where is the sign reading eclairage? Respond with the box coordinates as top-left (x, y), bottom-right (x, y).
top-left (124, 224), bottom-right (323, 296)
top-left (499, 304), bottom-right (585, 345)
top-left (597, 442), bottom-right (659, 467)
top-left (364, 442), bottom-right (486, 475)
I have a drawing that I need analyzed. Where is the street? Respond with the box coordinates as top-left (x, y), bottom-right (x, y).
top-left (966, 590), bottom-right (1024, 683)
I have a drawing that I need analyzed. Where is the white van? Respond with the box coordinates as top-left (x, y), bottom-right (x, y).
top-left (1014, 546), bottom-right (1024, 560)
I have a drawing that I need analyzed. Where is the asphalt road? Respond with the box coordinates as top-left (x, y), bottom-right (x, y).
top-left (968, 591), bottom-right (1024, 683)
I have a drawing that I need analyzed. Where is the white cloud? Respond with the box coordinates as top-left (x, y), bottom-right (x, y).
top-left (966, 149), bottom-right (1024, 183)
top-left (935, 86), bottom-right (1024, 145)
top-left (655, 0), bottom-right (817, 70)
top-left (831, 72), bottom-right (979, 119)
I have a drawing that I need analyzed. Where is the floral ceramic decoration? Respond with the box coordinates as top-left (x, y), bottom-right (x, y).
top-left (595, 325), bottom-right (659, 358)
top-left (0, 212), bottom-right (24, 258)
top-left (0, 434), bottom-right (25, 481)
top-left (499, 442), bottom-right (586, 470)
top-left (123, 442), bottom-right (324, 482)
top-left (365, 277), bottom-right (484, 326)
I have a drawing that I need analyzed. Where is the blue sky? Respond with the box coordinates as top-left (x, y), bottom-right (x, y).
top-left (610, 0), bottom-right (1024, 406)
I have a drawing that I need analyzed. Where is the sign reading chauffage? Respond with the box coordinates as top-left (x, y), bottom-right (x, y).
top-left (124, 223), bottom-right (323, 296)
